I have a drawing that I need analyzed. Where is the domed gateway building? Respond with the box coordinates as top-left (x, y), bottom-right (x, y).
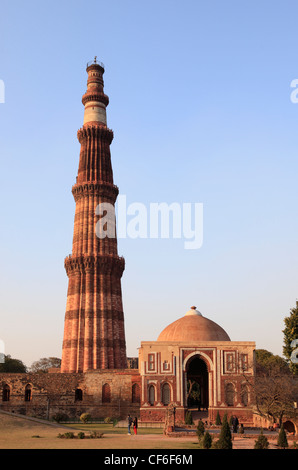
top-left (139, 306), bottom-right (255, 424)
top-left (0, 61), bottom-right (255, 426)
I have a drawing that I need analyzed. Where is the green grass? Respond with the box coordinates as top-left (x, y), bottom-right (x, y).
top-left (63, 423), bottom-right (163, 435)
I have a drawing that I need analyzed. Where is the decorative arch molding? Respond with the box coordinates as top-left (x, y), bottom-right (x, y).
top-left (182, 350), bottom-right (214, 373)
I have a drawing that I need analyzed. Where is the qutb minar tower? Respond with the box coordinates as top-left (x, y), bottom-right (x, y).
top-left (61, 58), bottom-right (127, 373)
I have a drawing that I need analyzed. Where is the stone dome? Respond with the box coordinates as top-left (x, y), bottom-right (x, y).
top-left (157, 306), bottom-right (231, 342)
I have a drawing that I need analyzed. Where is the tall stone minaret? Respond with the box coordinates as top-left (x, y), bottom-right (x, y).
top-left (61, 58), bottom-right (127, 373)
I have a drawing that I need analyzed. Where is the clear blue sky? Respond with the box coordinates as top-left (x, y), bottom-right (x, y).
top-left (1, 0), bottom-right (298, 367)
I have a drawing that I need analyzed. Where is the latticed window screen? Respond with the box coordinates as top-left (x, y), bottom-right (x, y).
top-left (241, 384), bottom-right (248, 406)
top-left (148, 385), bottom-right (155, 405)
top-left (225, 383), bottom-right (235, 406)
top-left (162, 383), bottom-right (170, 405)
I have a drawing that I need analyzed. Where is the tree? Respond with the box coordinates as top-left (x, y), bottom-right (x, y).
top-left (253, 351), bottom-right (298, 426)
top-left (29, 357), bottom-right (61, 373)
top-left (283, 301), bottom-right (298, 374)
top-left (215, 411), bottom-right (221, 425)
top-left (196, 419), bottom-right (205, 439)
top-left (216, 413), bottom-right (232, 449)
top-left (277, 423), bottom-right (288, 449)
top-left (202, 431), bottom-right (212, 449)
top-left (254, 428), bottom-right (269, 449)
top-left (184, 411), bottom-right (193, 425)
top-left (0, 355), bottom-right (27, 373)
top-left (256, 349), bottom-right (289, 375)
top-left (187, 379), bottom-right (200, 406)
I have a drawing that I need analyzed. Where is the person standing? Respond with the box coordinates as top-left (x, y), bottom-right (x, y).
top-left (232, 415), bottom-right (239, 434)
top-left (133, 417), bottom-right (138, 435)
top-left (127, 414), bottom-right (133, 434)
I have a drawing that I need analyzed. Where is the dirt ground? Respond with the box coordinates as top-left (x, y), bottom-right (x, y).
top-left (0, 413), bottom-right (283, 450)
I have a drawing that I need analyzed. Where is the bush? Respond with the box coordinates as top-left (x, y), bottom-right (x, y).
top-left (78, 432), bottom-right (85, 439)
top-left (215, 411), bottom-right (221, 426)
top-left (52, 413), bottom-right (68, 423)
top-left (216, 413), bottom-right (232, 449)
top-left (185, 411), bottom-right (193, 425)
top-left (89, 431), bottom-right (104, 439)
top-left (277, 424), bottom-right (288, 449)
top-left (196, 420), bottom-right (205, 439)
top-left (80, 413), bottom-right (91, 423)
top-left (254, 429), bottom-right (269, 449)
top-left (202, 431), bottom-right (212, 449)
top-left (104, 416), bottom-right (112, 424)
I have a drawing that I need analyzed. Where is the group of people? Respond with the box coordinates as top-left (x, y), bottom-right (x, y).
top-left (127, 414), bottom-right (138, 435)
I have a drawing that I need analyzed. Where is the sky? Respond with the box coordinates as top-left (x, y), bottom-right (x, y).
top-left (1, 0), bottom-right (298, 367)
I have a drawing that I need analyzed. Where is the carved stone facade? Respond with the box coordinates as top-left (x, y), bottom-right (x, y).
top-left (61, 60), bottom-right (127, 373)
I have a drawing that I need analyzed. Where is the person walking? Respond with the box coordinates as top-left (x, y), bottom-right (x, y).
top-left (133, 417), bottom-right (138, 435)
top-left (127, 414), bottom-right (133, 435)
top-left (231, 415), bottom-right (239, 438)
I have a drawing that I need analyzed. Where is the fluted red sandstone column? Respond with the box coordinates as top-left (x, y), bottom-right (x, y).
top-left (61, 59), bottom-right (127, 372)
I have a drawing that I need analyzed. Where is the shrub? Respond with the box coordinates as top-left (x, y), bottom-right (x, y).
top-left (216, 413), bottom-right (232, 449)
top-left (78, 432), bottom-right (85, 439)
top-left (215, 411), bottom-right (221, 426)
top-left (196, 420), bottom-right (205, 439)
top-left (185, 411), bottom-right (193, 425)
top-left (52, 413), bottom-right (68, 423)
top-left (277, 424), bottom-right (288, 449)
top-left (89, 430), bottom-right (104, 439)
top-left (64, 432), bottom-right (75, 439)
top-left (202, 431), bottom-right (212, 449)
top-left (254, 429), bottom-right (269, 449)
top-left (104, 416), bottom-right (112, 424)
top-left (80, 413), bottom-right (91, 423)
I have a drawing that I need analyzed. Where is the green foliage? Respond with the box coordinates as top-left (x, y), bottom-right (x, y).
top-left (283, 301), bottom-right (298, 374)
top-left (184, 411), bottom-right (193, 425)
top-left (277, 424), bottom-right (288, 448)
top-left (202, 431), bottom-right (212, 449)
top-left (89, 430), bottom-right (104, 439)
top-left (216, 413), bottom-right (232, 449)
top-left (80, 413), bottom-right (91, 423)
top-left (29, 357), bottom-right (61, 373)
top-left (254, 428), bottom-right (269, 449)
top-left (255, 349), bottom-right (289, 375)
top-left (0, 355), bottom-right (27, 373)
top-left (57, 431), bottom-right (103, 439)
top-left (104, 416), bottom-right (112, 423)
top-left (52, 413), bottom-right (68, 423)
top-left (196, 420), bottom-right (205, 439)
top-left (215, 411), bottom-right (221, 425)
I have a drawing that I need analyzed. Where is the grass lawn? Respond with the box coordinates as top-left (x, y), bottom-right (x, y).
top-left (0, 413), bottom-right (198, 449)
top-left (62, 423), bottom-right (163, 435)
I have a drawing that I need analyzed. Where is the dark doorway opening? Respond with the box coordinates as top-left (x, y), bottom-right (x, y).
top-left (186, 356), bottom-right (208, 410)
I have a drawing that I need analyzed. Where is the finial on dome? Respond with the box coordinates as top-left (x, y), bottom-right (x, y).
top-left (185, 306), bottom-right (202, 316)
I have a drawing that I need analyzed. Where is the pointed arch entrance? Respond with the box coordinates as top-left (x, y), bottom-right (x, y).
top-left (185, 355), bottom-right (209, 410)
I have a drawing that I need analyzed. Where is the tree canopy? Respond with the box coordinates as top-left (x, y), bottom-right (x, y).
top-left (283, 300), bottom-right (298, 374)
top-left (0, 355), bottom-right (27, 373)
top-left (29, 357), bottom-right (61, 373)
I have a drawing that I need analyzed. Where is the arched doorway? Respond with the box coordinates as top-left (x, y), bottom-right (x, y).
top-left (186, 355), bottom-right (209, 410)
